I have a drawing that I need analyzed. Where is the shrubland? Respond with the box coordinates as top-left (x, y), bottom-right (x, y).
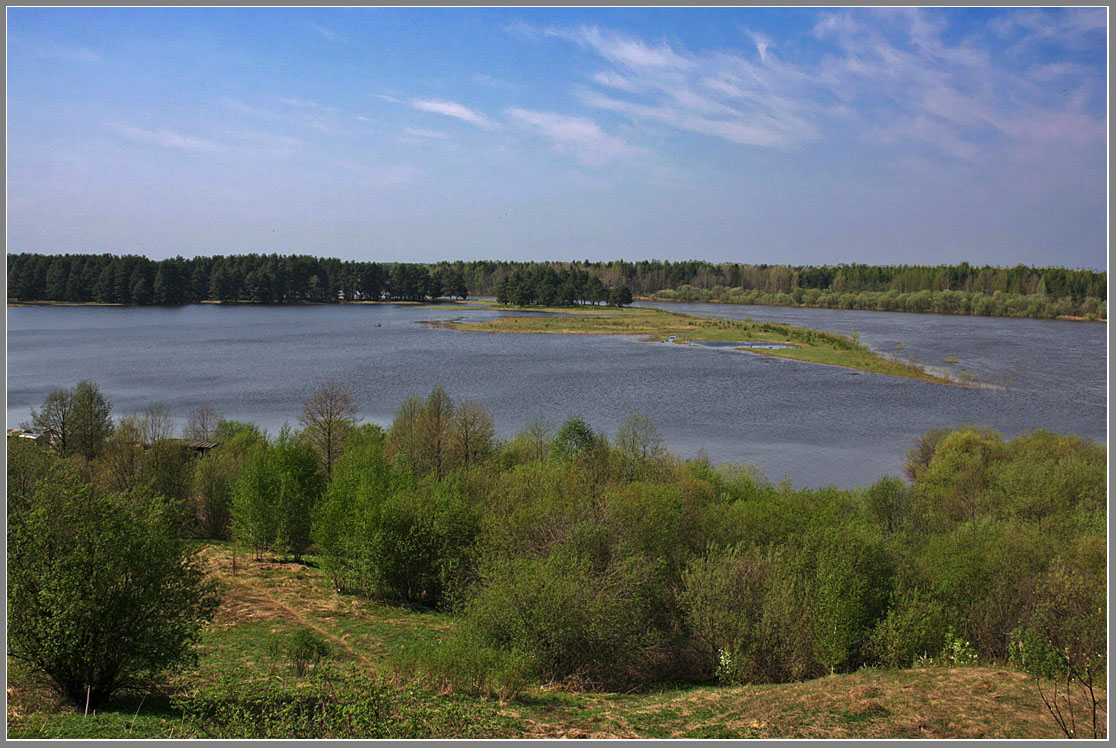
top-left (6, 381), bottom-right (1106, 737)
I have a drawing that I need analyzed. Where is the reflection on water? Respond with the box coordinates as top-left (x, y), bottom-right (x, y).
top-left (6, 303), bottom-right (1106, 489)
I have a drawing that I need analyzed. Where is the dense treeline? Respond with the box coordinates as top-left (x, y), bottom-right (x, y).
top-left (8, 253), bottom-right (1106, 319)
top-left (5, 253), bottom-right (468, 304)
top-left (9, 380), bottom-right (1105, 709)
top-left (466, 258), bottom-right (1106, 300)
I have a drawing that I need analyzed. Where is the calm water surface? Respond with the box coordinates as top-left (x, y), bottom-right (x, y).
top-left (6, 302), bottom-right (1106, 488)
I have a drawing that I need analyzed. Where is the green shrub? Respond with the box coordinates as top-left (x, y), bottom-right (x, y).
top-left (810, 531), bottom-right (893, 673)
top-left (365, 481), bottom-right (478, 608)
top-left (7, 471), bottom-right (220, 708)
top-left (175, 665), bottom-right (513, 739)
top-left (868, 588), bottom-right (950, 669)
top-left (680, 544), bottom-right (819, 684)
top-left (268, 629), bottom-right (332, 677)
top-left (414, 636), bottom-right (533, 701)
top-left (462, 550), bottom-right (678, 689)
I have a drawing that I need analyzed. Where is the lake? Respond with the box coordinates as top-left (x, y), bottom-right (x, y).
top-left (5, 301), bottom-right (1106, 489)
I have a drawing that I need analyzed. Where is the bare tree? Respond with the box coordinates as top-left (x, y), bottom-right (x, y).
top-left (524, 417), bottom-right (554, 462)
top-left (449, 399), bottom-right (495, 470)
top-left (184, 403), bottom-right (219, 441)
top-left (616, 412), bottom-right (666, 480)
top-left (140, 403), bottom-right (176, 445)
top-left (420, 387), bottom-right (454, 479)
top-left (300, 382), bottom-right (358, 479)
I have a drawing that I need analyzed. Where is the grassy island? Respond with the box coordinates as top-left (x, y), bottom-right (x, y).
top-left (437, 304), bottom-right (963, 386)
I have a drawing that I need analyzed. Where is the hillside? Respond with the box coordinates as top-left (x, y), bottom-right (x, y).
top-left (7, 542), bottom-right (1105, 740)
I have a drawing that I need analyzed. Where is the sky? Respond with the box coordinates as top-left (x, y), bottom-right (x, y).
top-left (5, 7), bottom-right (1108, 269)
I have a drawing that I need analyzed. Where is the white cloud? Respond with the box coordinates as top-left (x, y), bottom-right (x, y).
top-left (472, 73), bottom-right (523, 91)
top-left (411, 99), bottom-right (496, 129)
top-left (554, 25), bottom-right (692, 70)
top-left (278, 97), bottom-right (329, 110)
top-left (506, 108), bottom-right (643, 167)
top-left (545, 9), bottom-right (1103, 163)
top-left (308, 22), bottom-right (345, 44)
top-left (404, 127), bottom-right (446, 139)
top-left (111, 125), bottom-right (222, 153)
top-left (592, 71), bottom-right (639, 92)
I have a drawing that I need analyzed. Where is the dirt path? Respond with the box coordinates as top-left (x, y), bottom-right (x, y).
top-left (201, 546), bottom-right (378, 672)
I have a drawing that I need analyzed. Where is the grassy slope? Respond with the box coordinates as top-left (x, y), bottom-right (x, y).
top-left (438, 304), bottom-right (963, 386)
top-left (6, 542), bottom-right (1104, 739)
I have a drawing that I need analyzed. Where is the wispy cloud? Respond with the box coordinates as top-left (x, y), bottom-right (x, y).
top-left (411, 98), bottom-right (496, 129)
top-left (506, 108), bottom-right (643, 167)
top-left (220, 97), bottom-right (282, 121)
top-left (277, 97), bottom-right (331, 110)
top-left (308, 22), bottom-right (346, 44)
top-left (810, 7), bottom-right (1105, 159)
top-left (472, 73), bottom-right (524, 91)
top-left (551, 25), bottom-right (692, 70)
top-left (111, 125), bottom-right (223, 153)
top-left (403, 127), bottom-right (447, 139)
top-left (529, 9), bottom-right (1104, 163)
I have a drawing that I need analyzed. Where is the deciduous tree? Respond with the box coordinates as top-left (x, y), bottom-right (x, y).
top-left (299, 382), bottom-right (358, 479)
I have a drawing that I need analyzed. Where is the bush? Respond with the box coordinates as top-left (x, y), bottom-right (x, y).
top-left (268, 629), bottom-right (332, 677)
top-left (462, 550), bottom-right (679, 689)
top-left (7, 469), bottom-right (220, 708)
top-left (868, 588), bottom-right (951, 669)
top-left (680, 544), bottom-right (819, 684)
top-left (411, 636), bottom-right (533, 701)
top-left (365, 481), bottom-right (478, 608)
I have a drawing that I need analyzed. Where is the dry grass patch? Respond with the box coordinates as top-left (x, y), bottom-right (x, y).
top-left (524, 668), bottom-right (1106, 739)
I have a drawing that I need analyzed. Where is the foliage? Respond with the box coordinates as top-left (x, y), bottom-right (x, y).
top-left (462, 551), bottom-right (679, 688)
top-left (267, 629), bottom-right (332, 677)
top-left (24, 380), bottom-right (113, 459)
top-left (550, 416), bottom-right (599, 462)
top-left (1009, 562), bottom-right (1106, 738)
top-left (174, 666), bottom-right (514, 739)
top-left (867, 587), bottom-right (951, 669)
top-left (7, 471), bottom-right (220, 708)
top-left (680, 544), bottom-right (819, 684)
top-left (809, 529), bottom-right (893, 673)
top-left (231, 427), bottom-right (324, 560)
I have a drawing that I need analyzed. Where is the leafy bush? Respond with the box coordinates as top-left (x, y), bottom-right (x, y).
top-left (462, 550), bottom-right (680, 689)
top-left (7, 470), bottom-right (220, 708)
top-left (407, 636), bottom-right (533, 701)
top-left (268, 629), bottom-right (332, 677)
top-left (809, 530), bottom-right (893, 673)
top-left (868, 587), bottom-right (951, 669)
top-left (680, 544), bottom-right (819, 684)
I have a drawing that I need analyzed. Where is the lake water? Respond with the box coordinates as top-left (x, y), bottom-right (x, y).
top-left (5, 302), bottom-right (1106, 489)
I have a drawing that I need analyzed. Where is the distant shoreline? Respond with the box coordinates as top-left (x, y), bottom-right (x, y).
top-left (8, 296), bottom-right (1105, 323)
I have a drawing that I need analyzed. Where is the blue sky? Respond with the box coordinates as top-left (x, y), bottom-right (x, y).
top-left (6, 7), bottom-right (1108, 269)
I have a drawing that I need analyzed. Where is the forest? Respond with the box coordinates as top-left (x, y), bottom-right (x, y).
top-left (6, 380), bottom-right (1106, 738)
top-left (6, 252), bottom-right (1107, 320)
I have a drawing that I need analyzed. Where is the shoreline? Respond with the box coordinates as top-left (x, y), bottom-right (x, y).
top-left (633, 295), bottom-right (1106, 323)
top-left (8, 296), bottom-right (1105, 323)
